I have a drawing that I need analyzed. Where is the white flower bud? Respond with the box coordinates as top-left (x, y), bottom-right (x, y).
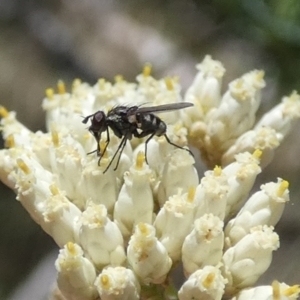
top-left (95, 266), bottom-right (140, 300)
top-left (31, 132), bottom-right (53, 170)
top-left (55, 242), bottom-right (98, 300)
top-left (222, 127), bottom-right (280, 168)
top-left (14, 156), bottom-right (53, 224)
top-left (178, 266), bottom-right (227, 300)
top-left (43, 84), bottom-right (89, 138)
top-left (78, 158), bottom-right (118, 214)
top-left (49, 132), bottom-right (87, 209)
top-left (225, 179), bottom-right (289, 247)
top-left (42, 184), bottom-right (82, 247)
top-left (182, 214), bottom-right (224, 276)
top-left (205, 70), bottom-right (265, 150)
top-left (194, 166), bottom-right (228, 220)
top-left (133, 138), bottom-right (166, 176)
top-left (0, 148), bottom-right (22, 189)
top-left (157, 149), bottom-right (198, 207)
top-left (255, 91), bottom-right (300, 140)
top-left (154, 188), bottom-right (196, 262)
top-left (79, 203), bottom-right (126, 269)
top-left (127, 223), bottom-right (172, 284)
top-left (222, 225), bottom-right (279, 293)
top-left (184, 55), bottom-right (225, 124)
top-left (93, 78), bottom-right (117, 107)
top-left (231, 281), bottom-right (300, 300)
top-left (0, 108), bottom-right (33, 147)
top-left (114, 152), bottom-right (154, 240)
top-left (223, 151), bottom-right (262, 220)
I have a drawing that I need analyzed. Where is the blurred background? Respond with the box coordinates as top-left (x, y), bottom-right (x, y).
top-left (1, 0), bottom-right (300, 299)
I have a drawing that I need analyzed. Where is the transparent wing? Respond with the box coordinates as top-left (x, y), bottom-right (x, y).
top-left (132, 102), bottom-right (193, 115)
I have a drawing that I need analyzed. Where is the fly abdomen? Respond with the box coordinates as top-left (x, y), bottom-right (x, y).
top-left (135, 113), bottom-right (166, 136)
top-left (153, 117), bottom-right (167, 136)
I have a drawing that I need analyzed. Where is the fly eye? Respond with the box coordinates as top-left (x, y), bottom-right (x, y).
top-left (94, 111), bottom-right (104, 123)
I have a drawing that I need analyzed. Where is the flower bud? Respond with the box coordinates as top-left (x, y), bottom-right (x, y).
top-left (225, 179), bottom-right (289, 247)
top-left (114, 152), bottom-right (154, 240)
top-left (154, 188), bottom-right (196, 262)
top-left (231, 281), bottom-right (300, 300)
top-left (255, 91), bottom-right (300, 140)
top-left (223, 151), bottom-right (261, 220)
top-left (157, 149), bottom-right (198, 207)
top-left (184, 55), bottom-right (225, 125)
top-left (78, 158), bottom-right (118, 214)
top-left (194, 166), bottom-right (228, 220)
top-left (222, 127), bottom-right (280, 168)
top-left (55, 242), bottom-right (98, 300)
top-left (182, 214), bottom-right (224, 276)
top-left (178, 266), bottom-right (227, 300)
top-left (79, 203), bottom-right (126, 269)
top-left (95, 267), bottom-right (140, 300)
top-left (42, 184), bottom-right (82, 247)
top-left (127, 223), bottom-right (172, 284)
top-left (222, 225), bottom-right (279, 294)
top-left (204, 70), bottom-right (265, 165)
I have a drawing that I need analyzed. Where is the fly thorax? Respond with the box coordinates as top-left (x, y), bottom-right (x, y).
top-left (127, 114), bottom-right (137, 124)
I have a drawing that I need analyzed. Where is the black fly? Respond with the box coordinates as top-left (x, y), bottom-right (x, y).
top-left (82, 102), bottom-right (193, 173)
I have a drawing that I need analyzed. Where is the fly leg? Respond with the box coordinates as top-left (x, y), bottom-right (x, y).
top-left (102, 135), bottom-right (127, 173)
top-left (163, 134), bottom-right (194, 157)
top-left (97, 128), bottom-right (110, 165)
top-left (143, 132), bottom-right (157, 164)
top-left (133, 129), bottom-right (155, 165)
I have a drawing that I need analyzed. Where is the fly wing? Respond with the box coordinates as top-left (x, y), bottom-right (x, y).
top-left (132, 102), bottom-right (193, 115)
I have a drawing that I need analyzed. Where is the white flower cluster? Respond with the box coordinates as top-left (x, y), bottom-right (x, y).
top-left (0, 56), bottom-right (300, 300)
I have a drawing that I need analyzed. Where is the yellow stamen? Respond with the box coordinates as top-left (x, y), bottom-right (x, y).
top-left (143, 63), bottom-right (152, 77)
top-left (17, 159), bottom-right (31, 174)
top-left (272, 280), bottom-right (280, 300)
top-left (135, 151), bottom-right (145, 170)
top-left (45, 88), bottom-right (54, 100)
top-left (94, 217), bottom-right (103, 227)
top-left (187, 186), bottom-right (196, 202)
top-left (252, 149), bottom-right (262, 159)
top-left (98, 78), bottom-right (106, 90)
top-left (256, 70), bottom-right (265, 81)
top-left (235, 79), bottom-right (243, 89)
top-left (72, 78), bottom-right (81, 91)
top-left (165, 77), bottom-right (174, 90)
top-left (51, 130), bottom-right (59, 147)
top-left (0, 106), bottom-right (9, 118)
top-left (283, 284), bottom-right (300, 297)
top-left (202, 272), bottom-right (215, 289)
top-left (277, 180), bottom-right (289, 197)
top-left (138, 223), bottom-right (149, 236)
top-left (49, 184), bottom-right (59, 196)
top-left (213, 165), bottom-right (222, 176)
top-left (114, 75), bottom-right (123, 83)
top-left (66, 242), bottom-right (77, 256)
top-left (100, 275), bottom-right (110, 288)
top-left (57, 80), bottom-right (66, 94)
top-left (289, 90), bottom-right (299, 101)
top-left (5, 135), bottom-right (15, 148)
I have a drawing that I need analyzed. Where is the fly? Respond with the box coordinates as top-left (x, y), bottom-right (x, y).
top-left (82, 102), bottom-right (193, 173)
